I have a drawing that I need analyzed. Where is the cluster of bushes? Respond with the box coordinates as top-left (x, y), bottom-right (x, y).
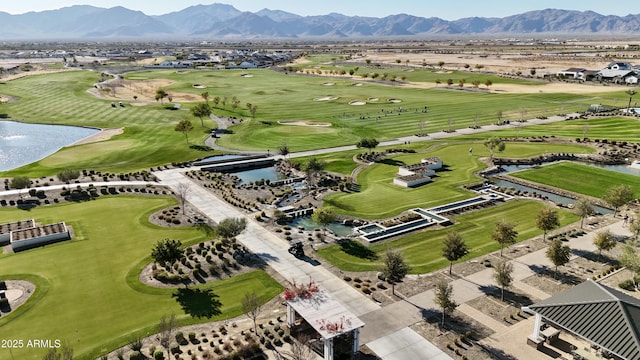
top-left (548, 229), bottom-right (586, 242)
top-left (152, 269), bottom-right (189, 284)
top-left (153, 239), bottom-right (255, 285)
top-left (344, 276), bottom-right (385, 295)
top-left (380, 212), bottom-right (422, 228)
top-left (594, 264), bottom-right (622, 280)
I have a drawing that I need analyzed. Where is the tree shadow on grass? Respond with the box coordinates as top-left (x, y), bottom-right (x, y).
top-left (323, 198), bottom-right (354, 212)
top-left (378, 158), bottom-right (405, 167)
top-left (172, 288), bottom-right (222, 319)
top-left (337, 239), bottom-right (378, 260)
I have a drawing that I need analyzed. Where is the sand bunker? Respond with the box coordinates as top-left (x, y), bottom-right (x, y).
top-left (314, 96), bottom-right (339, 101)
top-left (387, 98), bottom-right (402, 103)
top-left (352, 83), bottom-right (363, 86)
top-left (323, 82), bottom-right (335, 86)
top-left (175, 70), bottom-right (189, 74)
top-left (367, 97), bottom-right (379, 102)
top-left (349, 100), bottom-right (367, 106)
top-left (278, 120), bottom-right (331, 127)
top-left (240, 73), bottom-right (254, 78)
top-left (72, 128), bottom-right (124, 146)
top-left (192, 84), bottom-right (206, 89)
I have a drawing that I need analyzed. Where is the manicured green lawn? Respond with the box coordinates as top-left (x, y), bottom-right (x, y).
top-left (0, 70), bottom-right (217, 177)
top-left (510, 161), bottom-right (640, 199)
top-left (318, 200), bottom-right (579, 273)
top-left (0, 66), bottom-right (627, 175)
top-left (0, 196), bottom-right (282, 360)
top-left (458, 117), bottom-right (640, 143)
top-left (324, 142), bottom-right (594, 219)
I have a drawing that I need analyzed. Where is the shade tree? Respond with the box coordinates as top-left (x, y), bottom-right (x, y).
top-left (190, 102), bottom-right (211, 127)
top-left (573, 197), bottom-right (595, 229)
top-left (380, 247), bottom-right (411, 295)
top-left (546, 239), bottom-right (571, 279)
top-left (434, 280), bottom-right (457, 328)
top-left (441, 231), bottom-right (469, 275)
top-left (593, 229), bottom-right (617, 262)
top-left (174, 119), bottom-right (194, 143)
top-left (536, 207), bottom-right (560, 241)
top-left (312, 207), bottom-right (337, 239)
top-left (493, 261), bottom-right (514, 302)
top-left (216, 217), bottom-right (247, 242)
top-left (603, 184), bottom-right (634, 217)
top-left (492, 220), bottom-right (518, 257)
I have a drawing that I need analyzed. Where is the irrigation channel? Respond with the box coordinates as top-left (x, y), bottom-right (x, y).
top-left (489, 160), bottom-right (637, 214)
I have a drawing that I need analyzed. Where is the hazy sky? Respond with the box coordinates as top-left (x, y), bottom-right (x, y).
top-left (2, 0), bottom-right (638, 19)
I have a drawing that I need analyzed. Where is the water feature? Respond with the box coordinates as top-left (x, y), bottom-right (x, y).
top-left (500, 161), bottom-right (640, 177)
top-left (492, 179), bottom-right (612, 214)
top-left (289, 216), bottom-right (354, 238)
top-left (197, 154), bottom-right (244, 163)
top-left (231, 166), bottom-right (285, 184)
top-left (0, 120), bottom-right (99, 172)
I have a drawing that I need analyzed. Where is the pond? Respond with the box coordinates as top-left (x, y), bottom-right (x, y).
top-left (492, 179), bottom-right (613, 214)
top-left (231, 166), bottom-right (285, 184)
top-left (0, 120), bottom-right (99, 172)
top-left (289, 216), bottom-right (354, 238)
top-left (500, 161), bottom-right (640, 177)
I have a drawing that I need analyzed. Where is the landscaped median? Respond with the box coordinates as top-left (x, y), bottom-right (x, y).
top-left (0, 196), bottom-right (282, 360)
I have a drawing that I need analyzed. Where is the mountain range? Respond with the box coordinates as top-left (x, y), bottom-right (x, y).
top-left (1, 3), bottom-right (640, 40)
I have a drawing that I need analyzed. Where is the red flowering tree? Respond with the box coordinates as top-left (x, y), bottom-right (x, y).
top-left (284, 278), bottom-right (319, 301)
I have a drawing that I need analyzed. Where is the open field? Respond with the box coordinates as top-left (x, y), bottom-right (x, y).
top-left (324, 142), bottom-right (594, 218)
top-left (511, 161), bottom-right (640, 199)
top-left (0, 196), bottom-right (282, 360)
top-left (317, 200), bottom-right (579, 273)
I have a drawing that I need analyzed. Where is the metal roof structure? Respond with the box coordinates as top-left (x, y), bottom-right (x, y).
top-left (528, 279), bottom-right (640, 360)
top-left (286, 288), bottom-right (364, 340)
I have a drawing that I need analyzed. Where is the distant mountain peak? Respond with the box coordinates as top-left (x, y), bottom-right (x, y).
top-left (1, 4), bottom-right (639, 40)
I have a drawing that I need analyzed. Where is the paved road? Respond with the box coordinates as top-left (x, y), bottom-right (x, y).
top-left (153, 168), bottom-right (452, 359)
top-left (205, 113), bottom-right (577, 158)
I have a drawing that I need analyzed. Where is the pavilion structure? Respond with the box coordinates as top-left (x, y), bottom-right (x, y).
top-left (284, 278), bottom-right (365, 360)
top-left (524, 279), bottom-right (640, 360)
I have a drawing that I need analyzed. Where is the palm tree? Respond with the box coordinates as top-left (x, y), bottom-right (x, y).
top-left (626, 89), bottom-right (637, 112)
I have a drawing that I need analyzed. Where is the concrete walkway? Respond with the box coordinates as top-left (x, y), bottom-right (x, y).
top-left (153, 168), bottom-right (452, 359)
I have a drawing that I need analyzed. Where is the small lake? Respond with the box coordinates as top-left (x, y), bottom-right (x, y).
top-left (0, 120), bottom-right (99, 172)
top-left (231, 166), bottom-right (285, 184)
top-left (289, 216), bottom-right (354, 238)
